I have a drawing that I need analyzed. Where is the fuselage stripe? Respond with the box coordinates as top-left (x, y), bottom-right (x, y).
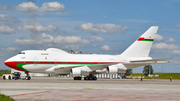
top-left (5, 61), bottom-right (121, 73)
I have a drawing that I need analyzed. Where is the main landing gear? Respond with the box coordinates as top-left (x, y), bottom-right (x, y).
top-left (25, 72), bottom-right (31, 80)
top-left (84, 75), bottom-right (97, 80)
top-left (73, 74), bottom-right (97, 81)
top-left (73, 77), bottom-right (82, 80)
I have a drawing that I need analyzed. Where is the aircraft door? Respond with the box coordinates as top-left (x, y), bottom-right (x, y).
top-left (54, 59), bottom-right (58, 66)
top-left (97, 58), bottom-right (101, 64)
top-left (34, 57), bottom-right (38, 66)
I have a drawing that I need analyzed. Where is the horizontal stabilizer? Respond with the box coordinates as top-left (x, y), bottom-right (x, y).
top-left (130, 58), bottom-right (172, 62)
top-left (123, 58), bottom-right (172, 69)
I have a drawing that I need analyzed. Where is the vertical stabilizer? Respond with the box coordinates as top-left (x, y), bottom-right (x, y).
top-left (121, 26), bottom-right (158, 57)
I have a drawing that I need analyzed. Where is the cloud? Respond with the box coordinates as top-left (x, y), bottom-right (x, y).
top-left (90, 36), bottom-right (105, 42)
top-left (167, 38), bottom-right (176, 42)
top-left (0, 4), bottom-right (14, 10)
top-left (0, 4), bottom-right (7, 10)
top-left (16, 2), bottom-right (39, 11)
top-left (101, 45), bottom-right (112, 51)
top-left (64, 45), bottom-right (80, 50)
top-left (17, 23), bottom-right (64, 34)
top-left (152, 43), bottom-right (179, 50)
top-left (0, 25), bottom-right (14, 34)
top-left (119, 19), bottom-right (151, 23)
top-left (171, 50), bottom-right (180, 55)
top-left (155, 34), bottom-right (175, 42)
top-left (13, 33), bottom-right (90, 45)
top-left (154, 34), bottom-right (164, 41)
top-left (18, 24), bottom-right (56, 31)
top-left (76, 23), bottom-right (129, 34)
top-left (39, 2), bottom-right (65, 12)
top-left (13, 33), bottom-right (106, 50)
top-left (0, 14), bottom-right (17, 22)
top-left (176, 22), bottom-right (180, 28)
top-left (16, 1), bottom-right (65, 12)
top-left (1, 47), bottom-right (19, 51)
top-left (54, 36), bottom-right (90, 44)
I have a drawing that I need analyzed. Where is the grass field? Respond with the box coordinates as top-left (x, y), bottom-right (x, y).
top-left (0, 94), bottom-right (14, 101)
top-left (0, 70), bottom-right (11, 76)
top-left (130, 73), bottom-right (180, 79)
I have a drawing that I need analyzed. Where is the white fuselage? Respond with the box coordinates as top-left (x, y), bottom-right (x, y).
top-left (5, 48), bottom-right (131, 74)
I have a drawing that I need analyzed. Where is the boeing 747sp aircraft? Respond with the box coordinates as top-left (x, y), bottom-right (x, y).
top-left (4, 26), bottom-right (171, 80)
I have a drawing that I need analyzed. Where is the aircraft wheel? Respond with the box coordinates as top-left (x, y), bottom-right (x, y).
top-left (74, 77), bottom-right (77, 80)
top-left (8, 76), bottom-right (11, 80)
top-left (84, 77), bottom-right (87, 80)
top-left (3, 76), bottom-right (5, 80)
top-left (28, 76), bottom-right (31, 80)
top-left (25, 76), bottom-right (31, 80)
top-left (93, 77), bottom-right (97, 80)
top-left (89, 77), bottom-right (93, 80)
top-left (78, 77), bottom-right (82, 80)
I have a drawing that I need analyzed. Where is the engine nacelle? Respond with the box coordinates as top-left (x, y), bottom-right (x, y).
top-left (107, 64), bottom-right (127, 74)
top-left (71, 68), bottom-right (89, 77)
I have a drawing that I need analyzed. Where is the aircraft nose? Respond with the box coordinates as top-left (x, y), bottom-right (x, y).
top-left (4, 59), bottom-right (10, 67)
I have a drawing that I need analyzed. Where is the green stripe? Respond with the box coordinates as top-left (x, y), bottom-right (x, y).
top-left (16, 63), bottom-right (29, 72)
top-left (16, 62), bottom-right (104, 72)
top-left (141, 40), bottom-right (153, 42)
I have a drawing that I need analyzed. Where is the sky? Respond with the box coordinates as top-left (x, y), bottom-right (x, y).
top-left (0, 0), bottom-right (180, 73)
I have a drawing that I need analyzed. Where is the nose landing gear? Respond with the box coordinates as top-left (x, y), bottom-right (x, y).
top-left (25, 71), bottom-right (31, 80)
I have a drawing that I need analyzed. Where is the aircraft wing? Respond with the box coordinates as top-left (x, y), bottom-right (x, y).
top-left (88, 64), bottom-right (116, 71)
top-left (45, 65), bottom-right (81, 72)
top-left (45, 64), bottom-right (117, 73)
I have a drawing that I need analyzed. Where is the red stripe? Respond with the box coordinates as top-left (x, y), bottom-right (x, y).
top-left (137, 37), bottom-right (154, 41)
top-left (5, 61), bottom-right (122, 72)
top-left (4, 62), bottom-right (25, 72)
top-left (5, 61), bottom-right (121, 64)
top-left (10, 91), bottom-right (50, 97)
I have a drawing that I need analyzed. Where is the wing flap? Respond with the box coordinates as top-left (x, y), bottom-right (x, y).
top-left (45, 65), bottom-right (81, 72)
top-left (88, 64), bottom-right (115, 71)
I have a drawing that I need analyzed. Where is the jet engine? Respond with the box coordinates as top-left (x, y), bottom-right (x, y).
top-left (107, 64), bottom-right (127, 74)
top-left (70, 68), bottom-right (89, 77)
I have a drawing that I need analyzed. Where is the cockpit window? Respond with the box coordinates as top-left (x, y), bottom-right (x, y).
top-left (19, 52), bottom-right (25, 54)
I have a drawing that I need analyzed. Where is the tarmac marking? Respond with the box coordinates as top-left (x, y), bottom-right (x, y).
top-left (85, 88), bottom-right (106, 90)
top-left (27, 83), bottom-right (102, 87)
top-left (9, 91), bottom-right (50, 97)
top-left (10, 91), bottom-right (180, 100)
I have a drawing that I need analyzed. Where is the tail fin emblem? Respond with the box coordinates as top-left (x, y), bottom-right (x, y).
top-left (137, 37), bottom-right (154, 42)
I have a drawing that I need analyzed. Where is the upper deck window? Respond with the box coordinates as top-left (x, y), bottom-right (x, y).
top-left (19, 52), bottom-right (25, 54)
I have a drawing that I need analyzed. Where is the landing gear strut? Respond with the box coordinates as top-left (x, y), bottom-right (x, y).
top-left (25, 72), bottom-right (31, 80)
top-left (84, 74), bottom-right (97, 80)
